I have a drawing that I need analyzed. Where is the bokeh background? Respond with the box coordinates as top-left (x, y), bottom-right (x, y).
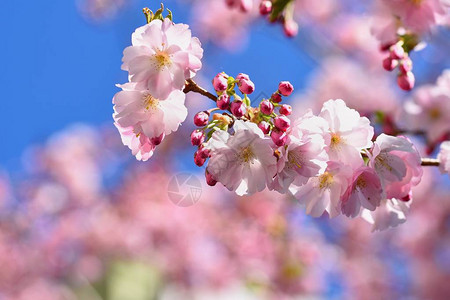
top-left (1, 0), bottom-right (450, 299)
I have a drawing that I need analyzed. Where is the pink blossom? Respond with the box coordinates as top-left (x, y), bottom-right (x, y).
top-left (114, 122), bottom-right (155, 161)
top-left (290, 162), bottom-right (352, 218)
top-left (205, 120), bottom-right (277, 195)
top-left (341, 167), bottom-right (383, 218)
top-left (361, 198), bottom-right (411, 231)
top-left (319, 99), bottom-right (374, 167)
top-left (121, 18), bottom-right (203, 99)
top-left (437, 141), bottom-right (450, 176)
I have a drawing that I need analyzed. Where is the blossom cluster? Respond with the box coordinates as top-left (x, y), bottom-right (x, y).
top-left (113, 8), bottom-right (203, 161)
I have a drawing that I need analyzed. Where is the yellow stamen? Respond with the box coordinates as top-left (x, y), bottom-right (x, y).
top-left (239, 146), bottom-right (255, 163)
top-left (330, 133), bottom-right (342, 149)
top-left (429, 107), bottom-right (441, 120)
top-left (142, 93), bottom-right (159, 111)
top-left (288, 151), bottom-right (302, 169)
top-left (153, 50), bottom-right (172, 70)
top-left (319, 172), bottom-right (333, 189)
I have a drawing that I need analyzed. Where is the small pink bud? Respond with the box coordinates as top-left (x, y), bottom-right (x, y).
top-left (399, 57), bottom-right (413, 74)
top-left (259, 0), bottom-right (272, 15)
top-left (380, 41), bottom-right (395, 52)
top-left (397, 72), bottom-right (415, 91)
top-left (194, 150), bottom-right (206, 167)
top-left (278, 81), bottom-right (294, 96)
top-left (283, 19), bottom-right (298, 37)
top-left (237, 75), bottom-right (255, 94)
top-left (236, 73), bottom-right (250, 81)
top-left (271, 129), bottom-right (287, 147)
top-left (239, 0), bottom-right (253, 12)
top-left (194, 111), bottom-right (210, 127)
top-left (382, 56), bottom-right (398, 71)
top-left (274, 115), bottom-right (290, 131)
top-left (271, 92), bottom-right (282, 103)
top-left (205, 170), bottom-right (217, 186)
top-left (225, 0), bottom-right (235, 8)
top-left (197, 146), bottom-right (211, 159)
top-left (151, 132), bottom-right (165, 146)
top-left (279, 104), bottom-right (292, 116)
top-left (212, 72), bottom-right (228, 92)
top-left (389, 43), bottom-right (405, 59)
top-left (217, 94), bottom-right (230, 110)
top-left (231, 100), bottom-right (246, 118)
top-left (260, 100), bottom-right (274, 115)
top-left (191, 130), bottom-right (205, 146)
top-left (258, 121), bottom-right (271, 134)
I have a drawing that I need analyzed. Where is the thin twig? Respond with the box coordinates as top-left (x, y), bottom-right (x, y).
top-left (421, 158), bottom-right (440, 167)
top-left (183, 79), bottom-right (217, 102)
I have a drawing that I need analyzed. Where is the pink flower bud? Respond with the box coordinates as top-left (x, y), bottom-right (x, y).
top-left (382, 56), bottom-right (398, 71)
top-left (217, 94), bottom-right (230, 110)
top-left (271, 92), bottom-right (282, 103)
top-left (212, 72), bottom-right (228, 92)
top-left (150, 132), bottom-right (165, 146)
top-left (278, 81), bottom-right (294, 96)
top-left (191, 130), bottom-right (205, 146)
top-left (194, 111), bottom-right (209, 127)
top-left (205, 170), bottom-right (217, 186)
top-left (279, 104), bottom-right (292, 116)
top-left (197, 146), bottom-right (211, 159)
top-left (194, 150), bottom-right (206, 167)
top-left (225, 0), bottom-right (235, 8)
top-left (399, 57), bottom-right (413, 74)
top-left (271, 129), bottom-right (287, 146)
top-left (274, 115), bottom-right (290, 131)
top-left (389, 43), bottom-right (405, 59)
top-left (231, 100), bottom-right (246, 118)
top-left (259, 0), bottom-right (272, 15)
top-left (260, 100), bottom-right (274, 115)
top-left (258, 121), bottom-right (271, 134)
top-left (283, 19), bottom-right (298, 37)
top-left (397, 72), bottom-right (415, 91)
top-left (239, 0), bottom-right (253, 12)
top-left (237, 75), bottom-right (255, 94)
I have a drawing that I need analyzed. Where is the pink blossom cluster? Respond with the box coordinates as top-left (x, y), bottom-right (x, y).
top-left (113, 11), bottom-right (203, 161)
top-left (189, 73), bottom-right (424, 229)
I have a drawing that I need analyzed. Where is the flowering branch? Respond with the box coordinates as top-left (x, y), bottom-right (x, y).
top-left (421, 158), bottom-right (440, 167)
top-left (183, 79), bottom-right (217, 102)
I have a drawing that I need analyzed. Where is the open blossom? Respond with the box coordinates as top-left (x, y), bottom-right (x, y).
top-left (319, 99), bottom-right (374, 166)
top-left (113, 83), bottom-right (187, 140)
top-left (122, 18), bottom-right (203, 99)
top-left (438, 141), bottom-right (450, 176)
top-left (270, 113), bottom-right (328, 193)
top-left (114, 123), bottom-right (155, 161)
top-left (341, 167), bottom-right (383, 218)
top-left (205, 120), bottom-right (277, 196)
top-left (290, 162), bottom-right (352, 218)
top-left (369, 134), bottom-right (422, 199)
top-left (361, 198), bottom-right (411, 231)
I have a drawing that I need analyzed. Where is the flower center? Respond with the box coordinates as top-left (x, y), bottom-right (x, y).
top-left (238, 146), bottom-right (255, 163)
top-left (356, 175), bottom-right (367, 189)
top-left (428, 107), bottom-right (441, 120)
top-left (287, 151), bottom-right (302, 169)
top-left (375, 155), bottom-right (393, 172)
top-left (330, 133), bottom-right (342, 149)
top-left (142, 93), bottom-right (159, 111)
top-left (318, 172), bottom-right (333, 189)
top-left (152, 50), bottom-right (172, 70)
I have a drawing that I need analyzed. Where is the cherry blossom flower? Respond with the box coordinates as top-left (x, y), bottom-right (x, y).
top-left (122, 18), bottom-right (203, 99)
top-left (369, 134), bottom-right (422, 199)
top-left (319, 99), bottom-right (374, 167)
top-left (341, 167), bottom-right (383, 218)
top-left (205, 120), bottom-right (277, 196)
top-left (290, 162), bottom-right (352, 218)
top-left (437, 141), bottom-right (450, 176)
top-left (114, 123), bottom-right (155, 161)
top-left (113, 83), bottom-right (187, 142)
top-left (361, 198), bottom-right (411, 231)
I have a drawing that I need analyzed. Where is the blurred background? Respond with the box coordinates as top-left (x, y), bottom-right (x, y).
top-left (0, 0), bottom-right (450, 299)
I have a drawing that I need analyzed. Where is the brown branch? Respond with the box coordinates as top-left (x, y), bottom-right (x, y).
top-left (183, 79), bottom-right (217, 102)
top-left (421, 158), bottom-right (440, 167)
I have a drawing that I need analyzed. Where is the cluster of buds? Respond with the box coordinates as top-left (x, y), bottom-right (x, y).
top-left (259, 0), bottom-right (298, 37)
top-left (381, 39), bottom-right (415, 91)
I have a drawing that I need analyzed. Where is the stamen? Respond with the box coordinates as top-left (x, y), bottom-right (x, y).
top-left (319, 172), bottom-right (333, 189)
top-left (152, 50), bottom-right (172, 70)
top-left (238, 146), bottom-right (255, 163)
top-left (142, 93), bottom-right (159, 111)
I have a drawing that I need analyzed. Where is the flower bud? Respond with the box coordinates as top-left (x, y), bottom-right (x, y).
top-left (194, 111), bottom-right (210, 127)
top-left (259, 0), bottom-right (272, 15)
top-left (194, 150), bottom-right (206, 167)
top-left (150, 132), bottom-right (165, 146)
top-left (239, 0), bottom-right (253, 12)
top-left (278, 81), bottom-right (294, 96)
top-left (382, 56), bottom-right (398, 71)
top-left (197, 146), bottom-right (211, 159)
top-left (389, 43), bottom-right (405, 59)
top-left (231, 100), bottom-right (246, 118)
top-left (279, 104), bottom-right (292, 116)
top-left (271, 129), bottom-right (287, 147)
top-left (191, 130), bottom-right (205, 146)
top-left (260, 100), bottom-right (274, 115)
top-left (212, 72), bottom-right (228, 92)
top-left (217, 94), bottom-right (230, 110)
top-left (274, 115), bottom-right (290, 131)
top-left (205, 170), bottom-right (217, 186)
top-left (283, 19), bottom-right (298, 37)
top-left (399, 57), bottom-right (413, 74)
top-left (397, 72), bottom-right (415, 91)
top-left (258, 121), bottom-right (271, 134)
top-left (271, 92), bottom-right (282, 103)
top-left (237, 73), bottom-right (255, 94)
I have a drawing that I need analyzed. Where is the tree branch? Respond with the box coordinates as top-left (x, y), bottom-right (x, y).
top-left (421, 158), bottom-right (440, 167)
top-left (183, 79), bottom-right (217, 102)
